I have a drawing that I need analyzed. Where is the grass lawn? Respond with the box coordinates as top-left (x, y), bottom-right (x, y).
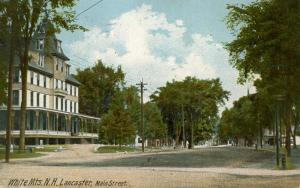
top-left (0, 149), bottom-right (44, 160)
top-left (32, 145), bottom-right (66, 152)
top-left (97, 146), bottom-right (140, 153)
top-left (0, 144), bottom-right (66, 160)
top-left (96, 146), bottom-right (168, 153)
top-left (257, 145), bottom-right (300, 169)
top-left (54, 147), bottom-right (281, 169)
top-left (95, 147), bottom-right (276, 168)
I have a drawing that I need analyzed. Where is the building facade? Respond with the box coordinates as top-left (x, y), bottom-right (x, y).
top-left (0, 18), bottom-right (100, 145)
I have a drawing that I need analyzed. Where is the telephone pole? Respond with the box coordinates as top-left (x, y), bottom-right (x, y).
top-left (136, 79), bottom-right (147, 152)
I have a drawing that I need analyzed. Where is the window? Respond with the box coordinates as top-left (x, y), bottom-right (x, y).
top-left (70, 85), bottom-right (72, 95)
top-left (65, 83), bottom-right (68, 91)
top-left (30, 71), bottom-right (33, 84)
top-left (38, 54), bottom-right (44, 67)
top-left (56, 97), bottom-right (58, 110)
top-left (61, 98), bottom-right (63, 111)
top-left (56, 61), bottom-right (59, 71)
top-left (37, 93), bottom-right (40, 107)
top-left (61, 63), bottom-right (64, 72)
top-left (37, 74), bottom-right (40, 86)
top-left (74, 102), bottom-right (77, 113)
top-left (56, 79), bottom-right (58, 89)
top-left (12, 90), bottom-right (19, 105)
top-left (36, 39), bottom-right (44, 50)
top-left (13, 69), bottom-right (19, 83)
top-left (44, 95), bottom-right (46, 108)
top-left (30, 91), bottom-right (33, 106)
top-left (70, 101), bottom-right (72, 112)
top-left (61, 81), bottom-right (63, 90)
top-left (65, 100), bottom-right (67, 111)
top-left (66, 66), bottom-right (69, 76)
top-left (43, 76), bottom-right (46, 88)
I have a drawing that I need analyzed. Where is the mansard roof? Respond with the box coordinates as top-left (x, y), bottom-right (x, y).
top-left (30, 18), bottom-right (70, 61)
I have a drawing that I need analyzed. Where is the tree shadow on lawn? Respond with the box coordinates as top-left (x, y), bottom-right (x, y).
top-left (40, 147), bottom-right (276, 169)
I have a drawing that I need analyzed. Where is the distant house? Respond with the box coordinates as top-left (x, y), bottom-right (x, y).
top-left (0, 17), bottom-right (100, 145)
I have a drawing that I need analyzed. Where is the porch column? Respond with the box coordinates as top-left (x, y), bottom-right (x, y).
top-left (91, 120), bottom-right (94, 133)
top-left (56, 114), bottom-right (59, 132)
top-left (46, 111), bottom-right (50, 144)
top-left (66, 115), bottom-right (71, 132)
top-left (80, 118), bottom-right (83, 134)
top-left (47, 112), bottom-right (50, 132)
top-left (35, 111), bottom-right (39, 131)
top-left (55, 113), bottom-right (59, 145)
top-left (85, 119), bottom-right (88, 133)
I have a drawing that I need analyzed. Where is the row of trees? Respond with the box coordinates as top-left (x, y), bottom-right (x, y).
top-left (0, 0), bottom-right (85, 162)
top-left (75, 62), bottom-right (229, 148)
top-left (220, 0), bottom-right (300, 156)
top-left (75, 61), bottom-right (167, 146)
top-left (151, 77), bottom-right (229, 148)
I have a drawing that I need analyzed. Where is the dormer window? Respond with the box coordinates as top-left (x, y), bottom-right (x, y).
top-left (56, 40), bottom-right (61, 53)
top-left (66, 66), bottom-right (70, 76)
top-left (36, 39), bottom-right (44, 50)
top-left (38, 53), bottom-right (44, 67)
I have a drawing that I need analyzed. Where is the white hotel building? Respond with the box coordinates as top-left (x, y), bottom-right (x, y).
top-left (0, 18), bottom-right (100, 145)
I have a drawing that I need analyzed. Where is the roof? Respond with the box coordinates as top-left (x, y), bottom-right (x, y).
top-left (65, 74), bottom-right (81, 86)
top-left (30, 18), bottom-right (70, 61)
top-left (28, 61), bottom-right (53, 77)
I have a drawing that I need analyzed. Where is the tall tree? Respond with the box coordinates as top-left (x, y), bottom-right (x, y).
top-left (75, 60), bottom-right (125, 117)
top-left (16, 0), bottom-right (86, 150)
top-left (151, 77), bottom-right (229, 149)
top-left (0, 0), bottom-right (21, 162)
top-left (99, 89), bottom-right (136, 145)
top-left (226, 0), bottom-right (300, 156)
top-left (144, 102), bottom-right (166, 146)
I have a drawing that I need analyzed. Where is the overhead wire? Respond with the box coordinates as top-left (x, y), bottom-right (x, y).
top-left (75, 0), bottom-right (105, 19)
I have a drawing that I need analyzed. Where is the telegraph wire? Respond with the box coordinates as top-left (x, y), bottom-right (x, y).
top-left (75, 0), bottom-right (105, 19)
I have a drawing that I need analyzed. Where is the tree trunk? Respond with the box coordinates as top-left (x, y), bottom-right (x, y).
top-left (19, 41), bottom-right (29, 150)
top-left (5, 25), bottom-right (15, 163)
top-left (175, 122), bottom-right (181, 147)
top-left (293, 110), bottom-right (299, 149)
top-left (292, 128), bottom-right (296, 149)
top-left (190, 113), bottom-right (194, 149)
top-left (259, 123), bottom-right (263, 148)
top-left (284, 98), bottom-right (292, 157)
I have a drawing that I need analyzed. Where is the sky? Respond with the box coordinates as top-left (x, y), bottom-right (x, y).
top-left (59, 0), bottom-right (255, 109)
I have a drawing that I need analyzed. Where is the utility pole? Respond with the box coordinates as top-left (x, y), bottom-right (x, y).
top-left (136, 79), bottom-right (147, 152)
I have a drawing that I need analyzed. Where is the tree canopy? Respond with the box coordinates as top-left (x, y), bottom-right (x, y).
top-left (225, 0), bottom-right (300, 156)
top-left (75, 60), bottom-right (125, 117)
top-left (151, 77), bottom-right (229, 148)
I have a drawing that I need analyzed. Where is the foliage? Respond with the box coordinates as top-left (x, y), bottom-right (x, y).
top-left (226, 0), bottom-right (300, 155)
top-left (99, 88), bottom-right (137, 145)
top-left (219, 94), bottom-right (273, 145)
top-left (75, 60), bottom-right (125, 117)
top-left (151, 76), bottom-right (229, 147)
top-left (0, 0), bottom-right (87, 150)
top-left (144, 102), bottom-right (166, 140)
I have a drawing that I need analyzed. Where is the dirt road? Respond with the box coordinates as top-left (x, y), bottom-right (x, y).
top-left (0, 145), bottom-right (300, 188)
